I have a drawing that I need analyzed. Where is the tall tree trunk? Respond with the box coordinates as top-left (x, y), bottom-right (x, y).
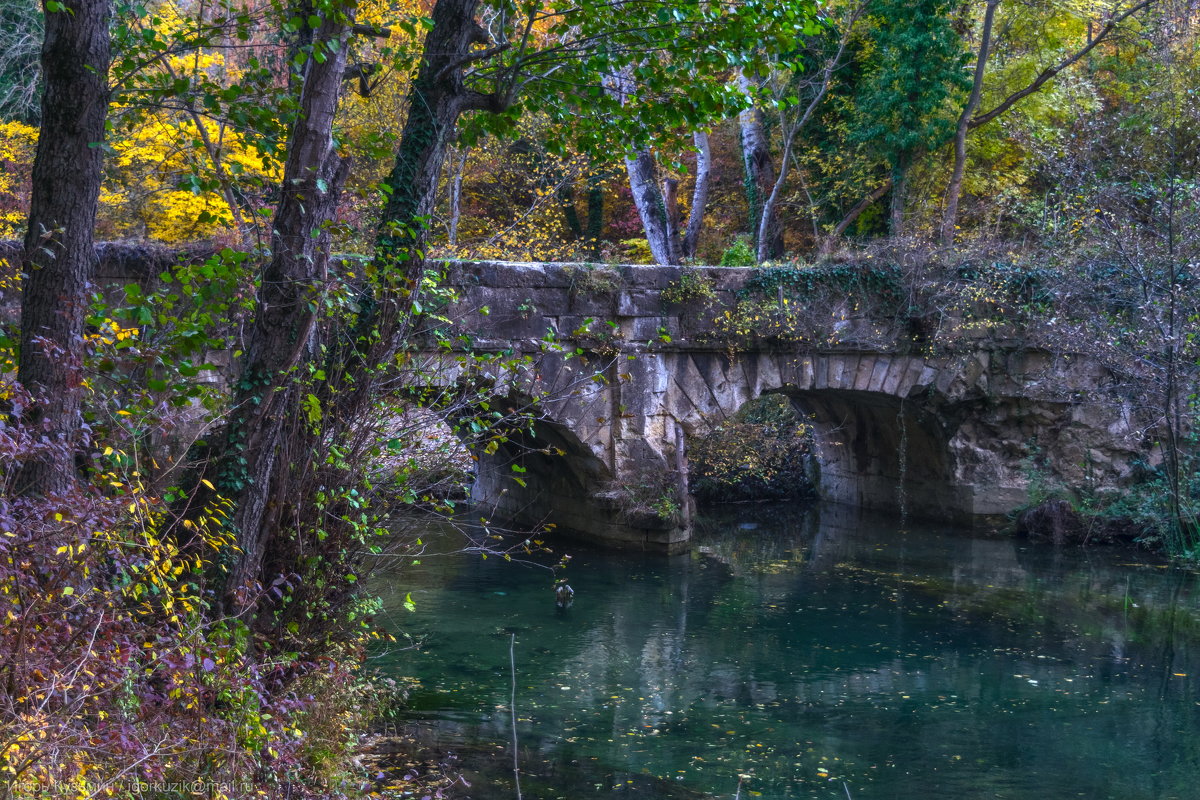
top-left (447, 145), bottom-right (468, 247)
top-left (585, 168), bottom-right (605, 258)
top-left (681, 130), bottom-right (710, 260)
top-left (222, 7), bottom-right (354, 610)
top-left (377, 0), bottom-right (504, 281)
top-left (624, 149), bottom-right (679, 264)
top-left (941, 0), bottom-right (999, 245)
top-left (737, 71), bottom-right (783, 261)
top-left (16, 0), bottom-right (111, 497)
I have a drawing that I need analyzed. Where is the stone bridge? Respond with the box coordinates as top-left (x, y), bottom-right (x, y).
top-left (428, 261), bottom-right (1147, 552)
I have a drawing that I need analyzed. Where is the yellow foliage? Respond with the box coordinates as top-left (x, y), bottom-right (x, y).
top-left (101, 107), bottom-right (279, 243)
top-left (0, 120), bottom-right (36, 239)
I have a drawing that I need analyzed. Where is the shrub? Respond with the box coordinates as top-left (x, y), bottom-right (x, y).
top-left (688, 395), bottom-right (815, 503)
top-left (661, 272), bottom-right (717, 305)
top-left (719, 235), bottom-right (756, 267)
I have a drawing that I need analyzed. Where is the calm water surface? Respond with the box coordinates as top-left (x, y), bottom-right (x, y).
top-left (373, 504), bottom-right (1200, 800)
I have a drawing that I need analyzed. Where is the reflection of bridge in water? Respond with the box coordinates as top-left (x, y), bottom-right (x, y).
top-left (385, 505), bottom-right (1197, 800)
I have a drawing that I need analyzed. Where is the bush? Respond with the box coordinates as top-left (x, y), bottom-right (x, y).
top-left (719, 236), bottom-right (756, 267)
top-left (688, 395), bottom-right (815, 503)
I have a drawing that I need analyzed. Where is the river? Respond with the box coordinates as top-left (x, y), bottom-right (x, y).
top-left (371, 503), bottom-right (1200, 799)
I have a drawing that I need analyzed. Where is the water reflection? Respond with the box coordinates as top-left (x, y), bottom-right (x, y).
top-left (374, 503), bottom-right (1200, 800)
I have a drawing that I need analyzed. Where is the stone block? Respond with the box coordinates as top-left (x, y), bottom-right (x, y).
top-left (853, 355), bottom-right (876, 391)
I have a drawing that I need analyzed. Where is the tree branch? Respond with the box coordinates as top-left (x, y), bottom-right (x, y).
top-left (969, 0), bottom-right (1152, 129)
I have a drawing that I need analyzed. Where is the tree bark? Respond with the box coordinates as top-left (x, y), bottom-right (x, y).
top-left (941, 0), bottom-right (999, 245)
top-left (603, 69), bottom-right (678, 264)
top-left (447, 145), bottom-right (469, 246)
top-left (16, 0), bottom-right (111, 497)
top-left (585, 168), bottom-right (605, 257)
top-left (623, 148), bottom-right (679, 264)
top-left (222, 6), bottom-right (354, 611)
top-left (681, 130), bottom-right (710, 259)
top-left (662, 174), bottom-right (683, 259)
top-left (377, 0), bottom-right (504, 281)
top-left (737, 71), bottom-right (784, 261)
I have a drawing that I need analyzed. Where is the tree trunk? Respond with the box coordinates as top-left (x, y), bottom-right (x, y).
top-left (377, 0), bottom-right (503, 283)
top-left (624, 148), bottom-right (679, 264)
top-left (682, 130), bottom-right (710, 260)
top-left (662, 175), bottom-right (683, 260)
top-left (822, 179), bottom-right (892, 252)
top-left (603, 69), bottom-right (678, 265)
top-left (557, 181), bottom-right (583, 238)
top-left (941, 0), bottom-right (999, 245)
top-left (222, 7), bottom-right (354, 610)
top-left (737, 71), bottom-right (783, 261)
top-left (447, 145), bottom-right (468, 247)
top-left (585, 169), bottom-right (605, 258)
top-left (15, 0), bottom-right (111, 497)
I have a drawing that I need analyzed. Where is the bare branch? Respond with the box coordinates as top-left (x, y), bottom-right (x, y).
top-left (970, 0), bottom-right (1153, 129)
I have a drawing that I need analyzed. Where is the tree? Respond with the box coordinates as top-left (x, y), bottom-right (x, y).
top-left (16, 0), bottom-right (112, 496)
top-left (221, 2), bottom-right (356, 610)
top-left (216, 0), bottom-right (823, 614)
top-left (940, 0), bottom-right (1154, 243)
top-left (850, 0), bottom-right (968, 234)
top-left (737, 70), bottom-right (785, 260)
top-left (940, 0), bottom-right (999, 245)
top-left (751, 0), bottom-right (866, 262)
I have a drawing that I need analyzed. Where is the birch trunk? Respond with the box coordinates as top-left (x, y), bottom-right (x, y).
top-left (737, 71), bottom-right (783, 260)
top-left (682, 130), bottom-right (711, 259)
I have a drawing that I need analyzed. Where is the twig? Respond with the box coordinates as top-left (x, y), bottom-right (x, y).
top-left (510, 633), bottom-right (523, 800)
top-left (843, 780), bottom-right (853, 799)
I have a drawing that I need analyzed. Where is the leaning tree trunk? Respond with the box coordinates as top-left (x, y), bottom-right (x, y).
top-left (737, 71), bottom-right (783, 261)
top-left (222, 7), bottom-right (354, 611)
top-left (377, 0), bottom-right (504, 286)
top-left (15, 0), bottom-right (111, 497)
top-left (941, 0), bottom-right (998, 246)
top-left (681, 130), bottom-right (711, 259)
top-left (603, 68), bottom-right (679, 265)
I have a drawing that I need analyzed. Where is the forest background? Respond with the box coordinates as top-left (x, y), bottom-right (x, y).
top-left (0, 0), bottom-right (1196, 797)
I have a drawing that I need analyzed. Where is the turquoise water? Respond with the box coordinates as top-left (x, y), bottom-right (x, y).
top-left (373, 504), bottom-right (1200, 799)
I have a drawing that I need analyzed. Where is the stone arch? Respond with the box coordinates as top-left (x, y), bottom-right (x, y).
top-left (472, 415), bottom-right (610, 533)
top-left (470, 411), bottom-right (687, 550)
top-left (774, 388), bottom-right (961, 520)
top-left (653, 351), bottom-right (970, 521)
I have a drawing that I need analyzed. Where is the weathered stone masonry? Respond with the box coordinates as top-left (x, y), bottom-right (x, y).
top-left (437, 261), bottom-right (1148, 551)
